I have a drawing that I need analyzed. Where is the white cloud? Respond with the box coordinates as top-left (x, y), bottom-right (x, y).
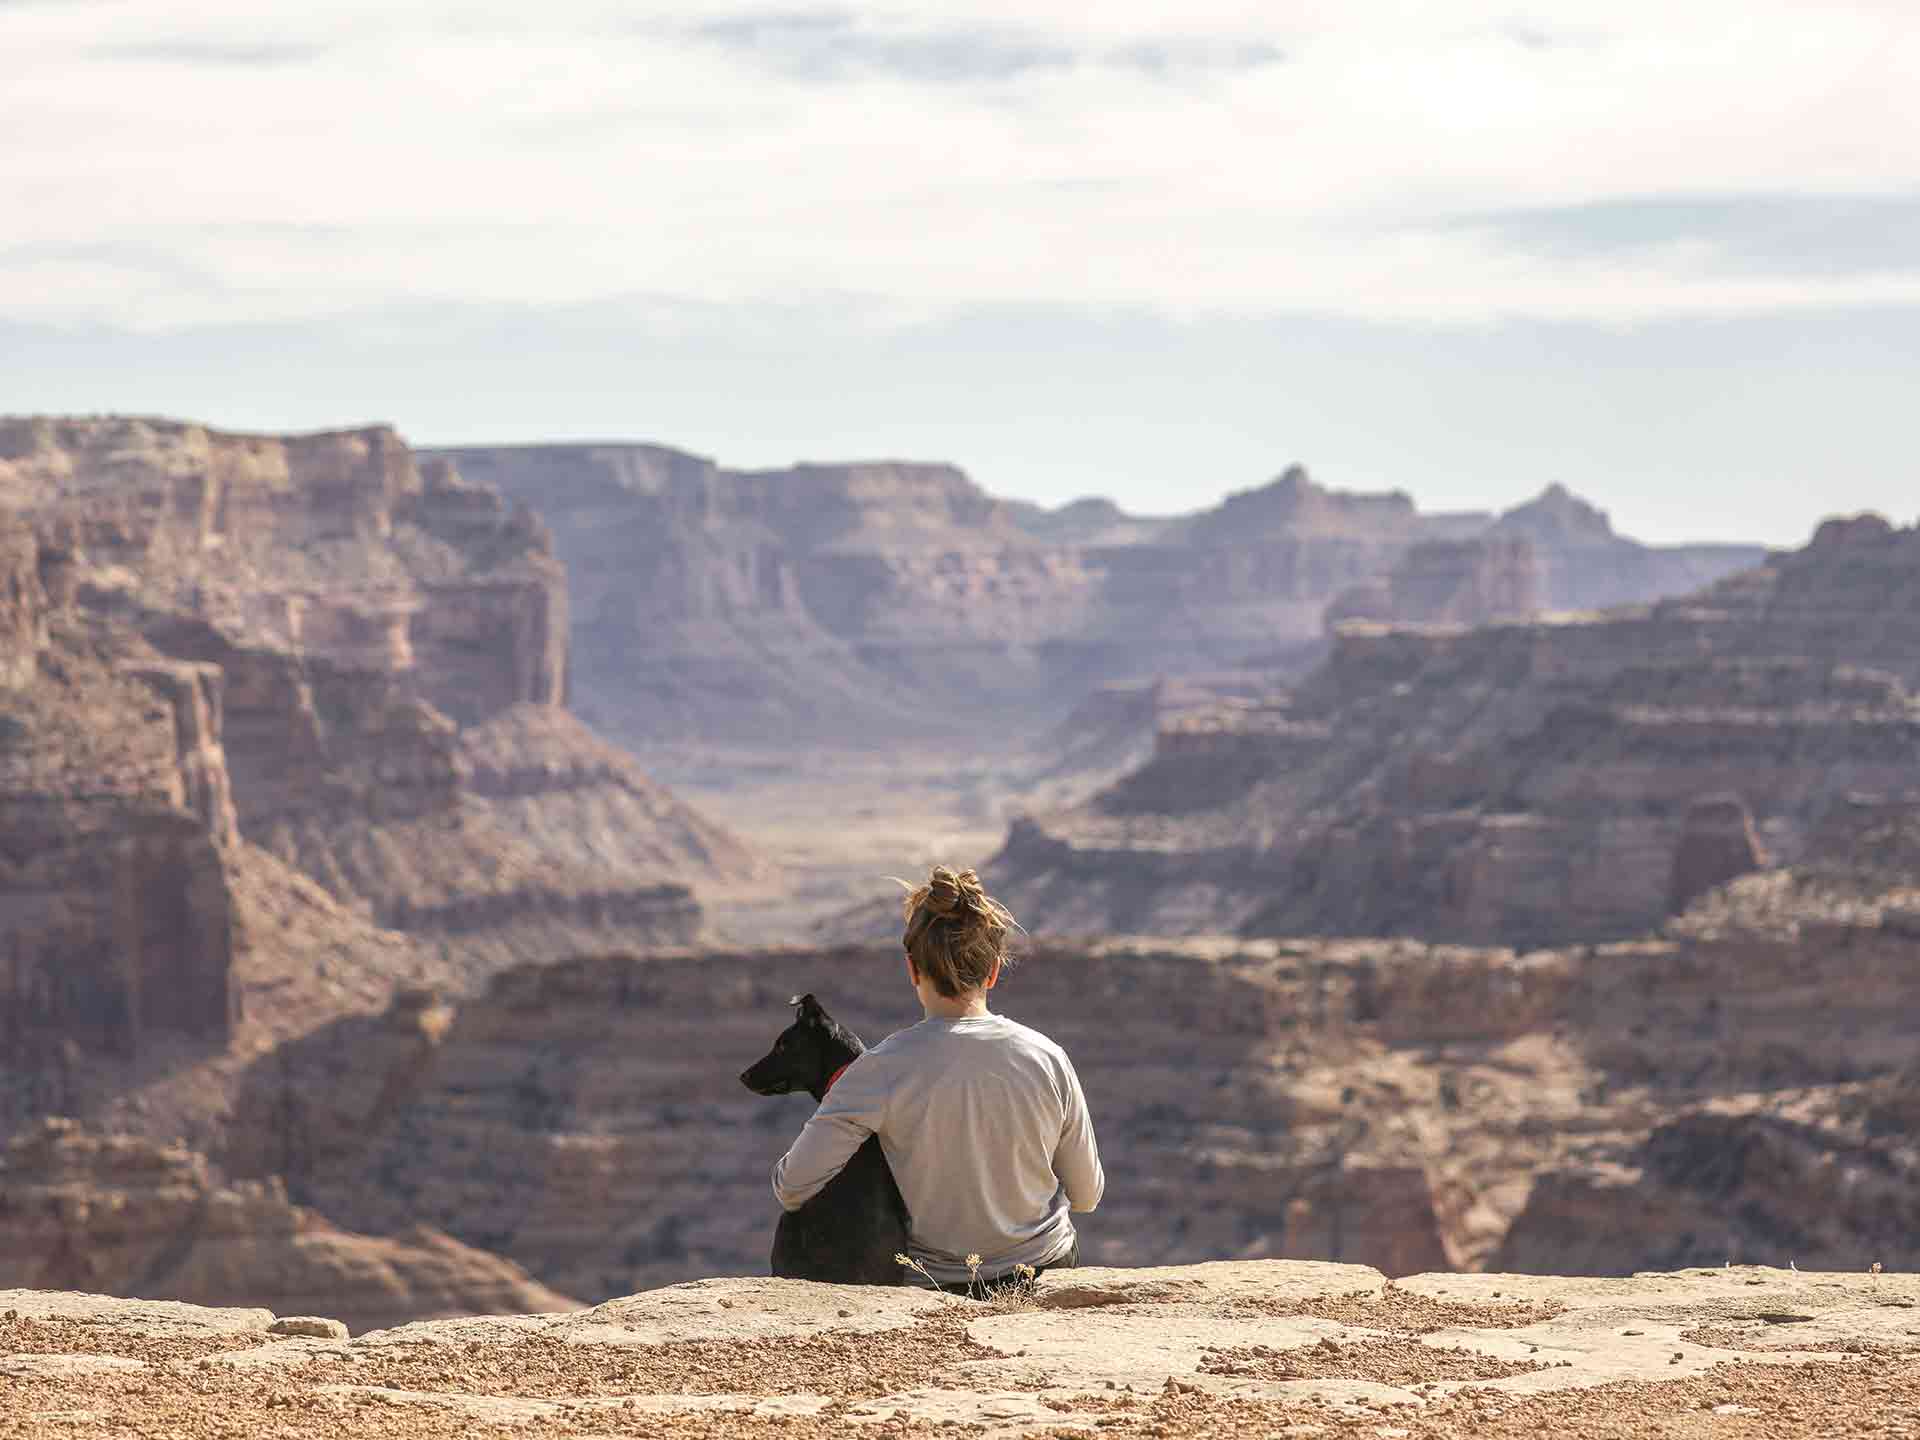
top-left (3, 0), bottom-right (1918, 328)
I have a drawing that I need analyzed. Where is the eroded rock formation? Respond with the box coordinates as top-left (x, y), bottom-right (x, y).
top-left (427, 446), bottom-right (1761, 750)
top-left (0, 509), bottom-right (45, 686)
top-left (0, 1119), bottom-right (577, 1335)
top-left (129, 614), bottom-right (715, 948)
top-left (229, 941), bottom-right (1449, 1299)
top-left (1492, 481), bottom-right (1763, 611)
top-left (995, 515), bottom-right (1920, 947)
top-left (1, 601), bottom-right (239, 1060)
top-left (1328, 536), bottom-right (1543, 629)
top-left (0, 836), bottom-right (454, 1163)
top-left (1495, 1105), bottom-right (1920, 1276)
top-left (0, 418), bottom-right (755, 995)
top-left (0, 418), bottom-right (566, 723)
top-left (217, 883), bottom-right (1920, 1301)
top-left (1667, 793), bottom-right (1765, 915)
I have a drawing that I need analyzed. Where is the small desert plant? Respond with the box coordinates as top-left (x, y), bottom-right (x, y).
top-left (894, 1251), bottom-right (945, 1291)
top-left (984, 1263), bottom-right (1041, 1313)
top-left (894, 1252), bottom-right (1042, 1308)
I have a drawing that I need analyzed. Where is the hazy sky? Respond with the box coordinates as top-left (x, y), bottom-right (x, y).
top-left (3, 0), bottom-right (1916, 545)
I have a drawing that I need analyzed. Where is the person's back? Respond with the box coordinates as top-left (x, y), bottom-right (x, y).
top-left (771, 867), bottom-right (1103, 1288)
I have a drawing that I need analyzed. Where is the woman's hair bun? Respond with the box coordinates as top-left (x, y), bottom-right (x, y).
top-left (920, 865), bottom-right (983, 922)
top-left (897, 864), bottom-right (1019, 999)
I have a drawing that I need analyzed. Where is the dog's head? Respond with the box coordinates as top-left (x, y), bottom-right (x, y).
top-left (739, 993), bottom-right (865, 1100)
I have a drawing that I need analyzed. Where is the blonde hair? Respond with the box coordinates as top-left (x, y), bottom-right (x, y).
top-left (899, 866), bottom-right (1018, 999)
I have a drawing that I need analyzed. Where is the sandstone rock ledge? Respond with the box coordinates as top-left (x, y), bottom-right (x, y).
top-left (5, 1262), bottom-right (1918, 1438)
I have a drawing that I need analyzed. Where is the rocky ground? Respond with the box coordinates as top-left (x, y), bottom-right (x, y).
top-left (5, 1261), bottom-right (1917, 1438)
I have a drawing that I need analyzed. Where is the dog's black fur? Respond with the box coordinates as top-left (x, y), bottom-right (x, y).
top-left (740, 993), bottom-right (911, 1284)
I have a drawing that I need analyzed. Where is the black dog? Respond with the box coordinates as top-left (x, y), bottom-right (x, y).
top-left (739, 993), bottom-right (910, 1284)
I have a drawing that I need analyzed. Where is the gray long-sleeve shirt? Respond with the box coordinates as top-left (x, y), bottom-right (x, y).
top-left (771, 1013), bottom-right (1104, 1284)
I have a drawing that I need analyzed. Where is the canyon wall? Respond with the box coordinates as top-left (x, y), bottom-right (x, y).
top-left (213, 903), bottom-right (1920, 1305)
top-left (995, 515), bottom-right (1914, 947)
top-left (0, 509), bottom-right (44, 687)
top-left (0, 418), bottom-right (567, 724)
top-left (1327, 536), bottom-right (1543, 629)
top-left (229, 939), bottom-right (1463, 1300)
top-left (0, 1118), bottom-right (578, 1335)
top-left (428, 446), bottom-right (1762, 750)
top-left (1492, 482), bottom-right (1767, 612)
top-left (11, 866), bottom-right (1913, 1323)
top-left (0, 419), bottom-right (754, 1016)
top-left (1, 576), bottom-right (239, 1061)
top-left (430, 443), bottom-right (1103, 745)
top-left (132, 613), bottom-right (725, 949)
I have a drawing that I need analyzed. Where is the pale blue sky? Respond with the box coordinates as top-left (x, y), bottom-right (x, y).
top-left (3, 1), bottom-right (1917, 546)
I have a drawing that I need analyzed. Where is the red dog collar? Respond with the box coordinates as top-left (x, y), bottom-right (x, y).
top-left (823, 1061), bottom-right (852, 1095)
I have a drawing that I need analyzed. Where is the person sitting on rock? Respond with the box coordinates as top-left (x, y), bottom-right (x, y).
top-left (772, 865), bottom-right (1104, 1294)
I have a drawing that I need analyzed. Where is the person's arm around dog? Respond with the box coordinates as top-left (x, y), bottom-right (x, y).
top-left (771, 1061), bottom-right (884, 1211)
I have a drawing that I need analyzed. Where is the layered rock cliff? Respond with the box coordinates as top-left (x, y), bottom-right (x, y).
top-left (237, 939), bottom-right (1454, 1299)
top-left (427, 446), bottom-right (1762, 751)
top-left (12, 866), bottom-right (1914, 1321)
top-left (1493, 482), bottom-right (1765, 612)
top-left (0, 832), bottom-right (454, 1162)
top-left (0, 1119), bottom-right (578, 1335)
top-left (429, 443), bottom-right (1098, 745)
top-left (1327, 536), bottom-right (1543, 629)
top-left (0, 418), bottom-right (567, 724)
top-left (1, 597), bottom-right (239, 1061)
top-left (994, 514), bottom-right (1912, 947)
top-left (216, 883), bottom-right (1920, 1303)
top-left (0, 419), bottom-right (756, 1003)
top-left (0, 509), bottom-right (45, 687)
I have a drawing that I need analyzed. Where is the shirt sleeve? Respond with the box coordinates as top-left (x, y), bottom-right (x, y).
top-left (770, 1058), bottom-right (888, 1213)
top-left (1053, 1053), bottom-right (1105, 1213)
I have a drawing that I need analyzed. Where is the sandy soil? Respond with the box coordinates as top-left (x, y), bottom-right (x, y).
top-left (6, 1325), bottom-right (1917, 1439)
top-left (6, 1264), bottom-right (1918, 1439)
